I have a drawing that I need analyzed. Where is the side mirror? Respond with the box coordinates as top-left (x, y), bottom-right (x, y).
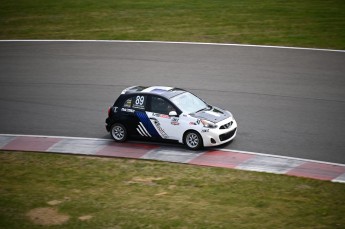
top-left (169, 111), bottom-right (178, 117)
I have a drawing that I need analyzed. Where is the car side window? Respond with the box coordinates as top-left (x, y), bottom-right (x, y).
top-left (150, 96), bottom-right (176, 115)
top-left (123, 98), bottom-right (133, 108)
top-left (123, 95), bottom-right (147, 110)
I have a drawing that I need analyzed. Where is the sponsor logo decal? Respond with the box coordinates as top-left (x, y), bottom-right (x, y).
top-left (190, 119), bottom-right (201, 125)
top-left (171, 117), bottom-right (179, 125)
top-left (124, 98), bottom-right (132, 108)
top-left (152, 120), bottom-right (168, 139)
top-left (121, 108), bottom-right (135, 113)
top-left (152, 113), bottom-right (170, 119)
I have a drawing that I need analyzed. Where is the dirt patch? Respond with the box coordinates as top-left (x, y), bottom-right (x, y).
top-left (47, 200), bottom-right (63, 206)
top-left (78, 215), bottom-right (93, 221)
top-left (155, 192), bottom-right (168, 196)
top-left (47, 197), bottom-right (71, 206)
top-left (127, 177), bottom-right (164, 185)
top-left (27, 207), bottom-right (70, 226)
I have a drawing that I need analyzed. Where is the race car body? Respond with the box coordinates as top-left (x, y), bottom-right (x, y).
top-left (106, 86), bottom-right (237, 150)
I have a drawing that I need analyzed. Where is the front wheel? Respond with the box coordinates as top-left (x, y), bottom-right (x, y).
top-left (110, 123), bottom-right (128, 142)
top-left (184, 131), bottom-right (203, 150)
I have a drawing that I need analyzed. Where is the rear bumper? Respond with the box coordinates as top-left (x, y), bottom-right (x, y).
top-left (105, 118), bottom-right (112, 132)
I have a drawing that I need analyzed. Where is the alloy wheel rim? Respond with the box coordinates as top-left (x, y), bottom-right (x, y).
top-left (112, 126), bottom-right (124, 140)
top-left (187, 133), bottom-right (199, 148)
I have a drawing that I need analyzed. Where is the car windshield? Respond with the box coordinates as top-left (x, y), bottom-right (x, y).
top-left (171, 92), bottom-right (208, 114)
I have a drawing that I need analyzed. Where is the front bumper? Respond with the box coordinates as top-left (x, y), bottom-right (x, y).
top-left (201, 119), bottom-right (237, 147)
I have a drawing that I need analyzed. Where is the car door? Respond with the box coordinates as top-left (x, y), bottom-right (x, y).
top-left (118, 94), bottom-right (148, 137)
top-left (146, 95), bottom-right (181, 140)
top-left (122, 94), bottom-right (165, 139)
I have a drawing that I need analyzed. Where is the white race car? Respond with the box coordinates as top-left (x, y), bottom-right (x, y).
top-left (106, 86), bottom-right (237, 150)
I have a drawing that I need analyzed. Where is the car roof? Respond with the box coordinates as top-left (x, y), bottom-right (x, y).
top-left (121, 86), bottom-right (186, 99)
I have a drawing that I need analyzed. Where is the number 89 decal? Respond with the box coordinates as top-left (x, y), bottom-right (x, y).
top-left (133, 95), bottom-right (146, 109)
top-left (135, 96), bottom-right (145, 106)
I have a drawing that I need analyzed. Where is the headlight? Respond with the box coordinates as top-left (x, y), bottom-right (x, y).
top-left (201, 119), bottom-right (218, 129)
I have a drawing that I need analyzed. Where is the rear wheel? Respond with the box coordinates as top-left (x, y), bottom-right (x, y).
top-left (184, 131), bottom-right (203, 150)
top-left (110, 123), bottom-right (127, 142)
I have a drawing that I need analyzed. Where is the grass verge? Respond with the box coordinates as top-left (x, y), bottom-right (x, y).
top-left (1, 0), bottom-right (345, 49)
top-left (0, 151), bottom-right (344, 228)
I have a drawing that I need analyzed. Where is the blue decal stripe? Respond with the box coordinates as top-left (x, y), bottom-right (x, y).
top-left (135, 112), bottom-right (161, 138)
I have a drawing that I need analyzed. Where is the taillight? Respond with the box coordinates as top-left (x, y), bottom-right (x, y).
top-left (108, 107), bottom-right (111, 117)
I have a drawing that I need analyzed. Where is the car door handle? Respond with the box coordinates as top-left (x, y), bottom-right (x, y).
top-left (149, 117), bottom-right (158, 121)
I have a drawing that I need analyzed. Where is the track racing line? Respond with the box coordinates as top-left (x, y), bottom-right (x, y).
top-left (1, 134), bottom-right (345, 183)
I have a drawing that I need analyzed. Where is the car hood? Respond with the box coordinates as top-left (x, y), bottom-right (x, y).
top-left (191, 106), bottom-right (231, 123)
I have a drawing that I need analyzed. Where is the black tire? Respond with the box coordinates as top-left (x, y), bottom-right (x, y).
top-left (184, 131), bottom-right (203, 150)
top-left (110, 123), bottom-right (128, 142)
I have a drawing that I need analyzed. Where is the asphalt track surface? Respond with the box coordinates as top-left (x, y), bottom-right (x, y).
top-left (0, 41), bottom-right (344, 164)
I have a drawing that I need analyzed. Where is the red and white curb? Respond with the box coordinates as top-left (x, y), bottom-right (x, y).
top-left (1, 134), bottom-right (345, 183)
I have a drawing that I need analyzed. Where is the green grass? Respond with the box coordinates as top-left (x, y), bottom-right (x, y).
top-left (0, 151), bottom-right (344, 228)
top-left (1, 0), bottom-right (345, 49)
